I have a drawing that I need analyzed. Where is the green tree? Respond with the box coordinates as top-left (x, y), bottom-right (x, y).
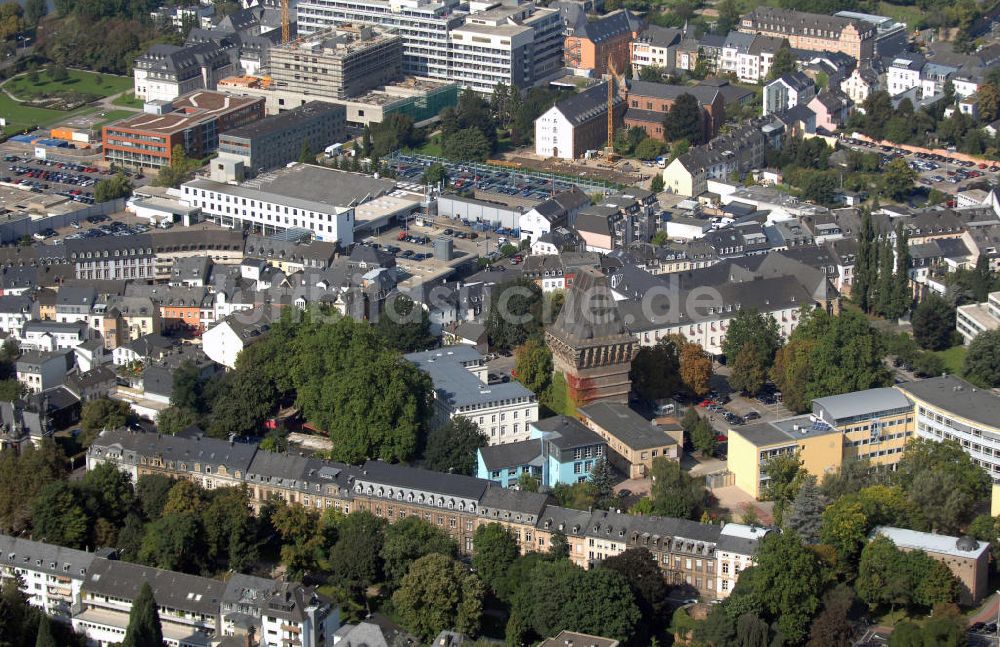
top-left (638, 65), bottom-right (667, 82)
top-left (393, 553), bottom-right (484, 641)
top-left (768, 46), bottom-right (796, 80)
top-left (807, 584), bottom-right (859, 647)
top-left (472, 522), bottom-right (519, 593)
top-left (630, 337), bottom-right (680, 402)
top-left (135, 474), bottom-right (175, 520)
top-left (589, 457), bottom-right (616, 507)
top-left (663, 93), bottom-right (703, 144)
top-left (154, 145), bottom-right (199, 189)
top-left (24, 0), bottom-right (46, 27)
top-left (892, 223), bottom-right (912, 317)
top-left (374, 294), bottom-right (435, 353)
top-left (80, 397), bottom-right (132, 442)
top-left (381, 516), bottom-right (458, 589)
top-left (0, 440), bottom-right (66, 535)
top-left (737, 531), bottom-right (823, 643)
top-left (634, 137), bottom-right (666, 160)
top-left (785, 475), bottom-right (826, 544)
top-left (820, 498), bottom-right (869, 565)
top-left (443, 127), bottom-right (492, 162)
top-left (601, 547), bottom-right (669, 618)
top-left (716, 0), bottom-right (740, 33)
top-left (31, 482), bottom-right (88, 548)
top-left (509, 559), bottom-right (642, 644)
top-left (328, 511), bottom-right (386, 594)
top-left (137, 512), bottom-right (206, 573)
top-left (723, 308), bottom-right (781, 370)
top-left (155, 406), bottom-right (198, 436)
top-left (651, 174), bottom-right (664, 193)
top-left (649, 456), bottom-right (707, 519)
top-left (421, 162), bottom-right (448, 185)
top-left (485, 279), bottom-right (543, 352)
top-left (207, 364), bottom-right (277, 438)
top-left (298, 140), bottom-right (315, 164)
top-left (964, 329), bottom-right (1000, 388)
top-left (422, 417), bottom-right (487, 475)
top-left (896, 437), bottom-right (990, 533)
top-left (690, 415), bottom-right (716, 456)
top-left (369, 113), bottom-right (416, 157)
top-left (93, 173), bottom-right (133, 203)
top-left (882, 157), bottom-right (917, 202)
top-left (729, 347), bottom-right (768, 397)
top-left (514, 336), bottom-right (553, 396)
top-left (122, 582), bottom-right (163, 647)
top-left (912, 294), bottom-right (956, 351)
top-left (34, 614), bottom-right (57, 647)
top-left (854, 208), bottom-right (876, 313)
top-left (770, 337), bottom-right (814, 413)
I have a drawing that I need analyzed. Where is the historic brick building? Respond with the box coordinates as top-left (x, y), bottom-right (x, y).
top-left (545, 267), bottom-right (636, 405)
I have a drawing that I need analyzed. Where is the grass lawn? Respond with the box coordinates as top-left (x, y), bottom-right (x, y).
top-left (0, 92), bottom-right (97, 135)
top-left (933, 345), bottom-right (967, 374)
top-left (405, 137), bottom-right (443, 157)
top-left (112, 92), bottom-right (144, 109)
top-left (877, 1), bottom-right (925, 29)
top-left (7, 69), bottom-right (132, 100)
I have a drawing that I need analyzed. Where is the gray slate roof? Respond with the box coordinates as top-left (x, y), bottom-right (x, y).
top-left (577, 401), bottom-right (677, 449)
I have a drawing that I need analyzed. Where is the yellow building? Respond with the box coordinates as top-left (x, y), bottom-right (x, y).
top-left (729, 388), bottom-right (914, 499)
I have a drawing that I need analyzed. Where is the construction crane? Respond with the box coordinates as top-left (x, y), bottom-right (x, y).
top-left (605, 55), bottom-right (627, 157)
top-left (281, 0), bottom-right (290, 44)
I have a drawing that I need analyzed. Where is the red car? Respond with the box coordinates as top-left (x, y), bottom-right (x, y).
top-left (698, 399), bottom-right (715, 407)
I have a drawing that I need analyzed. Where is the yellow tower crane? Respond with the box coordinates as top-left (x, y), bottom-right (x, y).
top-left (281, 0), bottom-right (290, 44)
top-left (605, 55), bottom-right (627, 158)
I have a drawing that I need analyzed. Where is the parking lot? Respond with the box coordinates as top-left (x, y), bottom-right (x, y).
top-left (838, 137), bottom-right (1000, 196)
top-left (387, 153), bottom-right (622, 199)
top-left (0, 152), bottom-right (146, 206)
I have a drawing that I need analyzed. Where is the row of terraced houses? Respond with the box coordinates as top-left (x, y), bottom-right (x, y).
top-left (86, 428), bottom-right (768, 601)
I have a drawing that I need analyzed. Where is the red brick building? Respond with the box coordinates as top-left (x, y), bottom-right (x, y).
top-left (623, 80), bottom-right (725, 144)
top-left (103, 90), bottom-right (264, 169)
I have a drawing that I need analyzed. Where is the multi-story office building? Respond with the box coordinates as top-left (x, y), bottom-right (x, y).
top-left (268, 25), bottom-right (403, 99)
top-left (448, 4), bottom-right (563, 93)
top-left (296, 0), bottom-right (465, 80)
top-left (296, 0), bottom-right (561, 92)
top-left (728, 387), bottom-right (915, 499)
top-left (103, 91), bottom-right (264, 169)
top-left (739, 7), bottom-right (876, 61)
top-left (405, 345), bottom-right (539, 444)
top-left (87, 428), bottom-right (765, 597)
top-left (133, 41), bottom-right (237, 103)
top-left (898, 375), bottom-right (1000, 482)
top-left (215, 101), bottom-right (347, 180)
top-left (956, 290), bottom-right (1000, 344)
top-left (182, 163), bottom-right (423, 245)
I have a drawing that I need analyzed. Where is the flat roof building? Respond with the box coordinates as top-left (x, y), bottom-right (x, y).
top-left (872, 526), bottom-right (989, 605)
top-left (182, 163), bottom-right (421, 245)
top-left (268, 25), bottom-right (403, 99)
top-left (215, 101), bottom-right (347, 180)
top-left (103, 90), bottom-right (264, 169)
top-left (728, 387), bottom-right (915, 499)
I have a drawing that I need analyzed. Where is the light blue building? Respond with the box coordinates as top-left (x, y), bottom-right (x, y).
top-left (477, 415), bottom-right (606, 488)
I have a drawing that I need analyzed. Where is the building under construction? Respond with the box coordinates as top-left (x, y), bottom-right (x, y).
top-left (268, 25), bottom-right (403, 99)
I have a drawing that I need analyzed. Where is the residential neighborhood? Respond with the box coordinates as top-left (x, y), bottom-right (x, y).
top-left (1, 0), bottom-right (1000, 645)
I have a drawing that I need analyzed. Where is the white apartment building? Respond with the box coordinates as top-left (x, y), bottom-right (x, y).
top-left (886, 56), bottom-right (923, 96)
top-left (405, 346), bottom-right (539, 444)
top-left (840, 65), bottom-right (878, 106)
top-left (956, 290), bottom-right (1000, 344)
top-left (716, 523), bottom-right (770, 598)
top-left (19, 321), bottom-right (88, 352)
top-left (763, 72), bottom-right (815, 116)
top-left (0, 536), bottom-right (95, 621)
top-left (898, 376), bottom-right (1000, 482)
top-left (0, 295), bottom-right (34, 334)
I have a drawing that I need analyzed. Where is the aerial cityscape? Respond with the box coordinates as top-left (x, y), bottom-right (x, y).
top-left (0, 0), bottom-right (999, 645)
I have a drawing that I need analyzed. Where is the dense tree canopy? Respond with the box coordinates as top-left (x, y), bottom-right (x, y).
top-left (392, 554), bottom-right (484, 640)
top-left (422, 417), bottom-right (488, 476)
top-left (964, 329), bottom-right (1000, 388)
